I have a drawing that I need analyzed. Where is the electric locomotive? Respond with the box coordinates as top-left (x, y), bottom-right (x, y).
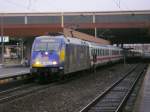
top-left (30, 35), bottom-right (90, 78)
top-left (30, 35), bottom-right (123, 81)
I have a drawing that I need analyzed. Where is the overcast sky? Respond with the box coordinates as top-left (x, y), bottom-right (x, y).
top-left (0, 0), bottom-right (150, 13)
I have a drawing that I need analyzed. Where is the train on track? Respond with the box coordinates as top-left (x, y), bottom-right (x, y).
top-left (30, 35), bottom-right (123, 80)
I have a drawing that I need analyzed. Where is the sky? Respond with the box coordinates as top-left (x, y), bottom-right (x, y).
top-left (0, 0), bottom-right (150, 13)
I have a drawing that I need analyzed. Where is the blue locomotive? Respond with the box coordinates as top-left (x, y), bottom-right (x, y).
top-left (30, 35), bottom-right (123, 80)
top-left (30, 35), bottom-right (90, 79)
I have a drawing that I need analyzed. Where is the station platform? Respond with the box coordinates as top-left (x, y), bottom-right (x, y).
top-left (0, 66), bottom-right (30, 79)
top-left (134, 64), bottom-right (150, 112)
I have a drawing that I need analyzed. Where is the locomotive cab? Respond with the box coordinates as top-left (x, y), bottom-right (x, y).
top-left (30, 36), bottom-right (65, 76)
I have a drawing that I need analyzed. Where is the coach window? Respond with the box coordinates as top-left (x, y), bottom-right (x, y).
top-left (100, 49), bottom-right (102, 56)
top-left (103, 49), bottom-right (105, 56)
top-left (96, 49), bottom-right (98, 55)
top-left (113, 50), bottom-right (115, 55)
top-left (93, 49), bottom-right (94, 55)
top-left (107, 50), bottom-right (108, 55)
top-left (103, 49), bottom-right (104, 56)
top-left (99, 49), bottom-right (101, 56)
top-left (96, 49), bottom-right (97, 55)
top-left (92, 49), bottom-right (94, 55)
top-left (93, 49), bottom-right (95, 55)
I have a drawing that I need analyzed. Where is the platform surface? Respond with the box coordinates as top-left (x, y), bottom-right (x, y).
top-left (134, 64), bottom-right (150, 112)
top-left (0, 67), bottom-right (30, 79)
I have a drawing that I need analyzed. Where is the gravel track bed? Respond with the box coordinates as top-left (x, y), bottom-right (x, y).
top-left (0, 64), bottom-right (135, 112)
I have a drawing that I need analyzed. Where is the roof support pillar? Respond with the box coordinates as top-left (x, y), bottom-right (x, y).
top-left (93, 13), bottom-right (97, 38)
top-left (61, 12), bottom-right (64, 28)
top-left (24, 16), bottom-right (28, 24)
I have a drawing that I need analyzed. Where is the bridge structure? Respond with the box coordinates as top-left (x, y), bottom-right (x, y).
top-left (0, 10), bottom-right (150, 65)
top-left (0, 10), bottom-right (150, 44)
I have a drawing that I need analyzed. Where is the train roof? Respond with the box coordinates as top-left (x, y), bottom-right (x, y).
top-left (35, 35), bottom-right (89, 46)
top-left (87, 41), bottom-right (122, 50)
top-left (35, 35), bottom-right (122, 50)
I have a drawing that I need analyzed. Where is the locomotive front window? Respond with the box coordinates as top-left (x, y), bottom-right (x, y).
top-left (47, 43), bottom-right (60, 51)
top-left (33, 43), bottom-right (47, 51)
top-left (33, 42), bottom-right (60, 51)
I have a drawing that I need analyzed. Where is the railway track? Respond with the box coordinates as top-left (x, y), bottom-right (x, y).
top-left (0, 64), bottom-right (143, 108)
top-left (0, 82), bottom-right (57, 104)
top-left (0, 70), bottom-right (87, 104)
top-left (80, 64), bottom-right (147, 112)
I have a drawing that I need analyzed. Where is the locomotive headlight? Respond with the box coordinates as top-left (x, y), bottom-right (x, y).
top-left (52, 61), bottom-right (57, 65)
top-left (35, 61), bottom-right (40, 65)
top-left (45, 51), bottom-right (48, 55)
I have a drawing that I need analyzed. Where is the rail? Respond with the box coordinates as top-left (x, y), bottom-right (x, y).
top-left (79, 64), bottom-right (147, 112)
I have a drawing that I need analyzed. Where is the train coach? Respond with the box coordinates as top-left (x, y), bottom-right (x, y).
top-left (30, 35), bottom-right (123, 80)
top-left (88, 42), bottom-right (123, 67)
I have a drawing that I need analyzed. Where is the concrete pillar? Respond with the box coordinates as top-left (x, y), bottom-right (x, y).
top-left (61, 12), bottom-right (64, 28)
top-left (24, 16), bottom-right (28, 24)
top-left (93, 14), bottom-right (97, 38)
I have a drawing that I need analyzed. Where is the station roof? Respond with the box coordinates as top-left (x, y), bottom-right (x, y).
top-left (0, 10), bottom-right (150, 44)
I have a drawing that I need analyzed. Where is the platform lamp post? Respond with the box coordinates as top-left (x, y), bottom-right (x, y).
top-left (0, 14), bottom-right (4, 66)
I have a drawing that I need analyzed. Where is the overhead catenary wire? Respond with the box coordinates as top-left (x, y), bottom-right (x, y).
top-left (112, 0), bottom-right (136, 12)
top-left (1, 0), bottom-right (38, 12)
top-left (27, 0), bottom-right (31, 10)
